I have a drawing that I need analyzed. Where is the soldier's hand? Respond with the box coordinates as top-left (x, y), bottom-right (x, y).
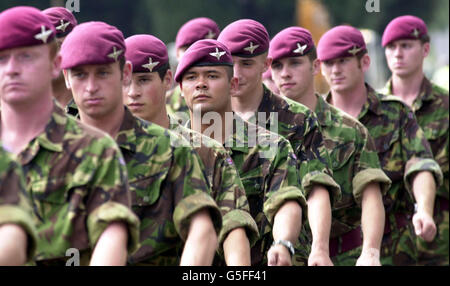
top-left (412, 211), bottom-right (437, 242)
top-left (267, 244), bottom-right (292, 266)
top-left (356, 248), bottom-right (381, 266)
top-left (308, 249), bottom-right (333, 266)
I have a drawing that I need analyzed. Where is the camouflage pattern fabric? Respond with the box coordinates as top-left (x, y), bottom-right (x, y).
top-left (187, 114), bottom-right (308, 266)
top-left (383, 77), bottom-right (449, 266)
top-left (64, 98), bottom-right (79, 118)
top-left (1, 103), bottom-right (140, 265)
top-left (166, 85), bottom-right (190, 124)
top-left (327, 84), bottom-right (443, 266)
top-left (117, 108), bottom-right (222, 266)
top-left (314, 94), bottom-right (391, 265)
top-left (249, 86), bottom-right (341, 205)
top-left (168, 114), bottom-right (259, 253)
top-left (0, 145), bottom-right (38, 263)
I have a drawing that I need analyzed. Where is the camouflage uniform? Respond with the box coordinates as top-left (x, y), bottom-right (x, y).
top-left (166, 86), bottom-right (190, 124)
top-left (249, 86), bottom-right (341, 204)
top-left (168, 115), bottom-right (259, 265)
top-left (65, 98), bottom-right (79, 118)
top-left (0, 145), bottom-right (38, 263)
top-left (327, 84), bottom-right (443, 266)
top-left (383, 77), bottom-right (449, 265)
top-left (117, 108), bottom-right (222, 266)
top-left (0, 103), bottom-right (140, 265)
top-left (314, 94), bottom-right (391, 265)
top-left (187, 114), bottom-right (308, 266)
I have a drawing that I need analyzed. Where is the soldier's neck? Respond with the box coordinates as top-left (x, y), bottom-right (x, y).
top-left (144, 108), bottom-right (170, 129)
top-left (391, 70), bottom-right (424, 107)
top-left (329, 81), bottom-right (367, 119)
top-left (0, 95), bottom-right (53, 154)
top-left (80, 104), bottom-right (125, 139)
top-left (52, 77), bottom-right (73, 108)
top-left (288, 85), bottom-right (317, 111)
top-left (231, 84), bottom-right (264, 121)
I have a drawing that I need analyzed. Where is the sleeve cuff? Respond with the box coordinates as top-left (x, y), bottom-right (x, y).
top-left (218, 209), bottom-right (259, 251)
top-left (352, 168), bottom-right (392, 205)
top-left (405, 158), bottom-right (444, 195)
top-left (264, 186), bottom-right (307, 226)
top-left (0, 205), bottom-right (38, 263)
top-left (87, 202), bottom-right (141, 255)
top-left (173, 192), bottom-right (222, 241)
top-left (301, 171), bottom-right (342, 206)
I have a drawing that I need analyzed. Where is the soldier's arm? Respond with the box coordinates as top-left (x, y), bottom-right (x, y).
top-left (90, 221), bottom-right (128, 266)
top-left (0, 150), bottom-right (38, 265)
top-left (307, 186), bottom-right (333, 266)
top-left (268, 201), bottom-right (302, 266)
top-left (0, 224), bottom-right (27, 266)
top-left (223, 227), bottom-right (251, 266)
top-left (180, 209), bottom-right (218, 266)
top-left (412, 171), bottom-right (437, 242)
top-left (401, 107), bottom-right (442, 242)
top-left (357, 183), bottom-right (385, 266)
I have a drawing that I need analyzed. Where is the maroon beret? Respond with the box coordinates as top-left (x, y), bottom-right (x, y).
top-left (60, 21), bottom-right (126, 69)
top-left (175, 17), bottom-right (220, 49)
top-left (125, 35), bottom-right (168, 73)
top-left (269, 26), bottom-right (315, 61)
top-left (382, 15), bottom-right (428, 47)
top-left (317, 25), bottom-right (367, 61)
top-left (218, 19), bottom-right (269, 57)
top-left (174, 39), bottom-right (233, 83)
top-left (42, 7), bottom-right (77, 38)
top-left (0, 6), bottom-right (56, 52)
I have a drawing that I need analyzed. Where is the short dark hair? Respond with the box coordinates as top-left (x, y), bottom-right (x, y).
top-left (306, 46), bottom-right (317, 62)
top-left (420, 34), bottom-right (430, 44)
top-left (119, 56), bottom-right (126, 72)
top-left (48, 40), bottom-right (58, 60)
top-left (156, 62), bottom-right (171, 81)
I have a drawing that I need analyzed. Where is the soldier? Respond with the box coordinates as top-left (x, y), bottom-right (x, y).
top-left (381, 15), bottom-right (449, 266)
top-left (0, 145), bottom-right (37, 266)
top-left (61, 22), bottom-right (222, 266)
top-left (167, 17), bottom-right (221, 122)
top-left (218, 19), bottom-right (341, 266)
top-left (317, 25), bottom-right (443, 266)
top-left (174, 39), bottom-right (309, 266)
top-left (269, 27), bottom-right (392, 266)
top-left (123, 34), bottom-right (259, 266)
top-left (0, 6), bottom-right (140, 266)
top-left (42, 6), bottom-right (78, 115)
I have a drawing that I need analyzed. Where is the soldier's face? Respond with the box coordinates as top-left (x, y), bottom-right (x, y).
top-left (0, 44), bottom-right (61, 106)
top-left (231, 54), bottom-right (271, 98)
top-left (385, 39), bottom-right (429, 78)
top-left (181, 65), bottom-right (237, 115)
top-left (320, 56), bottom-right (367, 93)
top-left (123, 71), bottom-right (172, 122)
top-left (66, 62), bottom-right (127, 119)
top-left (271, 56), bottom-right (318, 101)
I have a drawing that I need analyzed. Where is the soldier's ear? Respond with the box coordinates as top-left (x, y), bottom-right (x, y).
top-left (361, 54), bottom-right (371, 73)
top-left (63, 70), bottom-right (71, 89)
top-left (164, 69), bottom-right (173, 91)
top-left (422, 42), bottom-right (430, 58)
top-left (264, 56), bottom-right (273, 73)
top-left (51, 54), bottom-right (62, 80)
top-left (122, 61), bottom-right (133, 86)
top-left (230, 76), bottom-right (239, 94)
top-left (312, 59), bottom-right (320, 76)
